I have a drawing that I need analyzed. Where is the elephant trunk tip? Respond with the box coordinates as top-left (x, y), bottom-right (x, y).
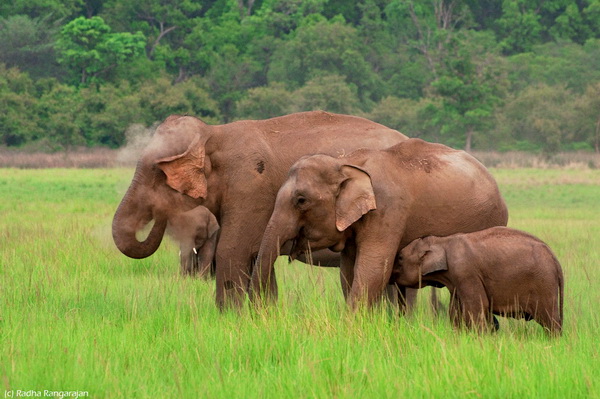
top-left (112, 215), bottom-right (168, 259)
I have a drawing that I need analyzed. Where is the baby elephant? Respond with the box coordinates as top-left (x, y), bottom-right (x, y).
top-left (393, 227), bottom-right (564, 335)
top-left (167, 205), bottom-right (220, 277)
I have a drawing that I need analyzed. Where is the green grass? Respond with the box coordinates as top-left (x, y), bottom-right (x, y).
top-left (1, 168), bottom-right (599, 398)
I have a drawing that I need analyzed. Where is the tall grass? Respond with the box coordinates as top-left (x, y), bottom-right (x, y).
top-left (0, 168), bottom-right (599, 398)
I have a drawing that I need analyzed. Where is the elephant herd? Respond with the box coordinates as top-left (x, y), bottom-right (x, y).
top-left (112, 111), bottom-right (563, 335)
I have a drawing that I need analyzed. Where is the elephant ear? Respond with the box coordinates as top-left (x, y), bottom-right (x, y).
top-left (205, 210), bottom-right (220, 239)
top-left (156, 136), bottom-right (208, 199)
top-left (335, 165), bottom-right (377, 232)
top-left (421, 244), bottom-right (448, 276)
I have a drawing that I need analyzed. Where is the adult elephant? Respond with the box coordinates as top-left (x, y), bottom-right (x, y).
top-left (250, 139), bottom-right (509, 309)
top-left (112, 111), bottom-right (407, 309)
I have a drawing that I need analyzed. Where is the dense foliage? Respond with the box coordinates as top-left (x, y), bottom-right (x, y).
top-left (1, 0), bottom-right (599, 152)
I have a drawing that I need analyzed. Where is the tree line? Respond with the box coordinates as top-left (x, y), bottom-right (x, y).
top-left (1, 0), bottom-right (599, 153)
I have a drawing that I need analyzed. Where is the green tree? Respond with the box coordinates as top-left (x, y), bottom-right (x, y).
top-left (496, 0), bottom-right (600, 54)
top-left (137, 76), bottom-right (220, 124)
top-left (0, 15), bottom-right (62, 79)
top-left (292, 74), bottom-right (361, 114)
top-left (236, 82), bottom-right (294, 119)
top-left (495, 84), bottom-right (576, 153)
top-left (35, 81), bottom-right (86, 148)
top-left (56, 16), bottom-right (146, 85)
top-left (268, 19), bottom-right (381, 106)
top-left (77, 82), bottom-right (145, 147)
top-left (429, 31), bottom-right (506, 151)
top-left (506, 40), bottom-right (600, 94)
top-left (205, 44), bottom-right (261, 121)
top-left (367, 96), bottom-right (441, 140)
top-left (496, 0), bottom-right (543, 54)
top-left (251, 0), bottom-right (326, 37)
top-left (385, 0), bottom-right (473, 79)
top-left (573, 82), bottom-right (600, 152)
top-left (0, 65), bottom-right (40, 146)
top-left (0, 0), bottom-right (83, 20)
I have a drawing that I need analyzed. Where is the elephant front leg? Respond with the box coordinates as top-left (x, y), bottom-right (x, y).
top-left (215, 251), bottom-right (255, 310)
top-left (179, 242), bottom-right (197, 276)
top-left (339, 243), bottom-right (356, 300)
top-left (457, 286), bottom-right (493, 332)
top-left (214, 219), bottom-right (279, 309)
top-left (214, 232), bottom-right (258, 310)
top-left (346, 240), bottom-right (397, 310)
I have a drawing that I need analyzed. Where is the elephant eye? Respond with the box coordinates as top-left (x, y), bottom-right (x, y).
top-left (294, 196), bottom-right (308, 207)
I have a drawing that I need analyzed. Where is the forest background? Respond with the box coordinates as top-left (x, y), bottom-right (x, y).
top-left (1, 0), bottom-right (599, 154)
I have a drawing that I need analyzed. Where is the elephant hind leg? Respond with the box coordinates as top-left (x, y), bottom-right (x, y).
top-left (533, 302), bottom-right (562, 336)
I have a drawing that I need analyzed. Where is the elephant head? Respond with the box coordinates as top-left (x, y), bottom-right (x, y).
top-left (393, 238), bottom-right (448, 288)
top-left (112, 115), bottom-right (213, 259)
top-left (167, 205), bottom-right (220, 277)
top-left (250, 154), bottom-right (376, 299)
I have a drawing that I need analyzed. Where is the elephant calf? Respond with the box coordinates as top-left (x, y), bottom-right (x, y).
top-left (167, 205), bottom-right (220, 277)
top-left (393, 227), bottom-right (564, 335)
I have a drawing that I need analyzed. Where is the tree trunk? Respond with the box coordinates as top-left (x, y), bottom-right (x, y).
top-left (595, 117), bottom-right (600, 154)
top-left (465, 128), bottom-right (473, 152)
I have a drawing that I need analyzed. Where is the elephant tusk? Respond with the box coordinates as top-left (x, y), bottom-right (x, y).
top-left (193, 248), bottom-right (198, 255)
top-left (179, 250), bottom-right (181, 258)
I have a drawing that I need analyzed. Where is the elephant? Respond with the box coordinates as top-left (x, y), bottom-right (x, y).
top-left (393, 227), bottom-right (564, 335)
top-left (164, 204), bottom-right (336, 276)
top-left (166, 205), bottom-right (219, 277)
top-left (112, 110), bottom-right (407, 309)
top-left (250, 138), bottom-right (509, 309)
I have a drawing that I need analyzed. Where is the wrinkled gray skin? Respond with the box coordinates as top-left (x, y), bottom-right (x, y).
top-left (394, 227), bottom-right (564, 335)
top-left (112, 111), bottom-right (407, 309)
top-left (167, 205), bottom-right (219, 277)
top-left (250, 138), bottom-right (509, 310)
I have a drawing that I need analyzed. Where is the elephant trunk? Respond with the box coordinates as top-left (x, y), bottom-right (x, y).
top-left (112, 179), bottom-right (167, 259)
top-left (249, 216), bottom-right (297, 304)
top-left (196, 232), bottom-right (219, 278)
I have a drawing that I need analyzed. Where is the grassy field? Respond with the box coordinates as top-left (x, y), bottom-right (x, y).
top-left (1, 168), bottom-right (599, 398)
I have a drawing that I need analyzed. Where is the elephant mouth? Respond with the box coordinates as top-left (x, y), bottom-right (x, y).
top-left (288, 238), bottom-right (302, 261)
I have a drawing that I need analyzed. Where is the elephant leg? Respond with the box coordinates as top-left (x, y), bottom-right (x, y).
top-left (492, 315), bottom-right (500, 332)
top-left (459, 289), bottom-right (491, 332)
top-left (340, 243), bottom-right (356, 300)
top-left (449, 292), bottom-right (462, 329)
top-left (401, 288), bottom-right (442, 314)
top-left (404, 288), bottom-right (418, 312)
top-left (179, 242), bottom-right (196, 276)
top-left (214, 237), bottom-right (256, 310)
top-left (384, 284), bottom-right (399, 309)
top-left (534, 301), bottom-right (562, 336)
top-left (214, 208), bottom-right (276, 309)
top-left (347, 238), bottom-right (397, 310)
top-left (430, 288), bottom-right (446, 317)
top-left (396, 285), bottom-right (409, 315)
top-left (195, 232), bottom-right (218, 279)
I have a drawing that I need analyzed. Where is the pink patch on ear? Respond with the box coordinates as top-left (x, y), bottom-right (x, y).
top-left (156, 136), bottom-right (207, 199)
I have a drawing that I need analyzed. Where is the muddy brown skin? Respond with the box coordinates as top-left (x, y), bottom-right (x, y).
top-left (112, 111), bottom-right (407, 309)
top-left (250, 138), bottom-right (509, 309)
top-left (394, 227), bottom-right (564, 335)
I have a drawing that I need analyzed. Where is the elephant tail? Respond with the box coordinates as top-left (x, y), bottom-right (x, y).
top-left (558, 262), bottom-right (564, 329)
